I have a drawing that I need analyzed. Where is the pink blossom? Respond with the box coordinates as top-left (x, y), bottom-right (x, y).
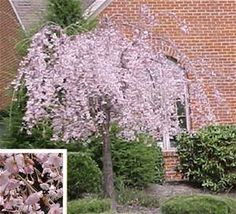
top-left (15, 154), bottom-right (25, 171)
top-left (48, 154), bottom-right (62, 167)
top-left (48, 203), bottom-right (62, 214)
top-left (24, 164), bottom-right (34, 174)
top-left (3, 201), bottom-right (13, 210)
top-left (5, 156), bottom-right (18, 174)
top-left (36, 154), bottom-right (48, 163)
top-left (25, 191), bottom-right (43, 205)
top-left (7, 178), bottom-right (20, 190)
top-left (0, 170), bottom-right (9, 186)
top-left (40, 183), bottom-right (49, 190)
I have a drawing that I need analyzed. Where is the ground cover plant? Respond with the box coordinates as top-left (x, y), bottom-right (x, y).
top-left (68, 198), bottom-right (111, 214)
top-left (0, 153), bottom-right (63, 213)
top-left (161, 195), bottom-right (236, 214)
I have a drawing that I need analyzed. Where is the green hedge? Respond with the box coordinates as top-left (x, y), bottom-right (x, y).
top-left (68, 198), bottom-right (111, 214)
top-left (176, 125), bottom-right (236, 192)
top-left (68, 152), bottom-right (102, 200)
top-left (112, 139), bottom-right (164, 188)
top-left (161, 195), bottom-right (236, 214)
top-left (89, 126), bottom-right (164, 189)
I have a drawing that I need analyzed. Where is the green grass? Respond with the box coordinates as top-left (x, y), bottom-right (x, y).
top-left (68, 198), bottom-right (111, 214)
top-left (161, 194), bottom-right (236, 214)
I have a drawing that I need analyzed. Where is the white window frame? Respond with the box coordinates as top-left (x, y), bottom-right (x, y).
top-left (162, 82), bottom-right (191, 151)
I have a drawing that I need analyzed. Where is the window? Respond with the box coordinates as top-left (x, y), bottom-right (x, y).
top-left (159, 56), bottom-right (190, 151)
top-left (161, 97), bottom-right (190, 151)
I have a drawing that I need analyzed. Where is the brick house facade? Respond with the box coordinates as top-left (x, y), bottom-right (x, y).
top-left (0, 0), bottom-right (21, 110)
top-left (89, 0), bottom-right (236, 181)
top-left (1, 0), bottom-right (235, 181)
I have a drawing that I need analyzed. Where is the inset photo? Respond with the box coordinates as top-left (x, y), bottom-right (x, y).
top-left (0, 149), bottom-right (67, 214)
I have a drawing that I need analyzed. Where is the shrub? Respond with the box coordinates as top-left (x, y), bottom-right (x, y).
top-left (176, 125), bottom-right (236, 192)
top-left (68, 198), bottom-right (111, 214)
top-left (89, 125), bottom-right (164, 189)
top-left (68, 152), bottom-right (102, 200)
top-left (161, 195), bottom-right (236, 214)
top-left (47, 0), bottom-right (96, 35)
top-left (47, 0), bottom-right (83, 28)
top-left (117, 188), bottom-right (160, 208)
top-left (112, 139), bottom-right (164, 188)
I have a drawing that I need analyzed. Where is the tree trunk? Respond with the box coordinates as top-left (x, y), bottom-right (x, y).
top-left (101, 124), bottom-right (116, 211)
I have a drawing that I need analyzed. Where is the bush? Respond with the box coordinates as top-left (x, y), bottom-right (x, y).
top-left (47, 0), bottom-right (83, 28)
top-left (89, 125), bottom-right (164, 189)
top-left (161, 195), bottom-right (236, 214)
top-left (117, 188), bottom-right (160, 208)
top-left (68, 198), bottom-right (111, 214)
top-left (47, 0), bottom-right (96, 35)
top-left (68, 152), bottom-right (102, 200)
top-left (176, 125), bottom-right (236, 192)
top-left (112, 139), bottom-right (164, 188)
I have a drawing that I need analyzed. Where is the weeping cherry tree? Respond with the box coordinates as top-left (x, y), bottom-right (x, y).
top-left (13, 5), bottom-right (224, 209)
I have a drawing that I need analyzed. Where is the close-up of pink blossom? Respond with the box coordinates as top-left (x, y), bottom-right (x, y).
top-left (5, 156), bottom-right (19, 174)
top-left (0, 170), bottom-right (9, 191)
top-left (25, 191), bottom-right (42, 205)
top-left (48, 203), bottom-right (63, 214)
top-left (0, 153), bottom-right (64, 213)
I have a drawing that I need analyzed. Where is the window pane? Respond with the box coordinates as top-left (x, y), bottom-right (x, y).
top-left (176, 100), bottom-right (187, 130)
top-left (179, 116), bottom-right (187, 129)
top-left (176, 100), bottom-right (185, 116)
top-left (170, 139), bottom-right (177, 148)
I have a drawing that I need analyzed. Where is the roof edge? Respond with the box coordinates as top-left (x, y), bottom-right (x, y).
top-left (83, 0), bottom-right (113, 19)
top-left (8, 0), bottom-right (26, 31)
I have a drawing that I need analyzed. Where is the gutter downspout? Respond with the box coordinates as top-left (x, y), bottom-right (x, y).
top-left (83, 0), bottom-right (113, 20)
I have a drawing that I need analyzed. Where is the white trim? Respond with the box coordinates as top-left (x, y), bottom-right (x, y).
top-left (162, 71), bottom-right (191, 151)
top-left (8, 0), bottom-right (26, 31)
top-left (83, 0), bottom-right (113, 19)
top-left (162, 148), bottom-right (177, 153)
top-left (185, 80), bottom-right (191, 132)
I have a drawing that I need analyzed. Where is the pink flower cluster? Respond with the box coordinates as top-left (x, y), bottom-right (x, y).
top-left (14, 6), bottom-right (229, 142)
top-left (0, 153), bottom-right (63, 213)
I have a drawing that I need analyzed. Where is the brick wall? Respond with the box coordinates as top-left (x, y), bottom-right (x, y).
top-left (100, 0), bottom-right (236, 180)
top-left (0, 0), bottom-right (21, 110)
top-left (163, 151), bottom-right (182, 181)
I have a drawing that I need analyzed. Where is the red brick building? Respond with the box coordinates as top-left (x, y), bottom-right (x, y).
top-left (98, 0), bottom-right (236, 181)
top-left (0, 0), bottom-right (20, 110)
top-left (1, 0), bottom-right (235, 180)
